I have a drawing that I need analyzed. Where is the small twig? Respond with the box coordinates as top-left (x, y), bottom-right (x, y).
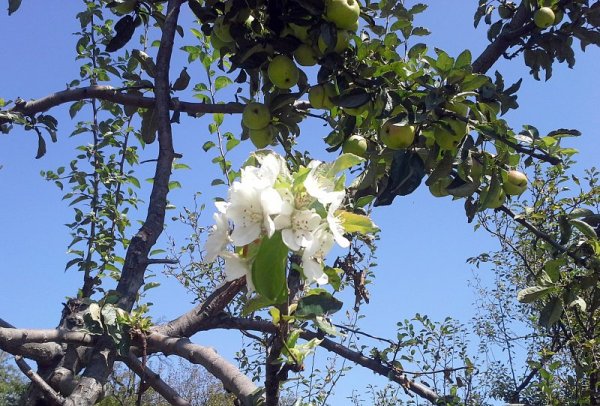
top-left (143, 258), bottom-right (178, 265)
top-left (15, 355), bottom-right (66, 405)
top-left (124, 352), bottom-right (191, 406)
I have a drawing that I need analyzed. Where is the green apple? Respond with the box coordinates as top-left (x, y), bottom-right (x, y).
top-left (534, 7), bottom-right (555, 29)
top-left (325, 0), bottom-right (361, 30)
top-left (294, 44), bottom-right (318, 66)
top-left (210, 33), bottom-right (233, 52)
top-left (344, 102), bottom-right (371, 117)
top-left (249, 126), bottom-right (275, 149)
top-left (213, 16), bottom-right (233, 43)
top-left (429, 176), bottom-right (453, 198)
top-left (503, 170), bottom-right (528, 195)
top-left (242, 102), bottom-right (271, 130)
top-left (318, 30), bottom-right (351, 54)
top-left (433, 119), bottom-right (467, 150)
top-left (268, 55), bottom-right (300, 89)
top-left (379, 121), bottom-right (415, 149)
top-left (342, 135), bottom-right (368, 157)
top-left (308, 84), bottom-right (336, 109)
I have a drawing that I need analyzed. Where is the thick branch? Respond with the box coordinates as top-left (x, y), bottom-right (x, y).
top-left (473, 3), bottom-right (535, 74)
top-left (10, 85), bottom-right (245, 117)
top-left (205, 317), bottom-right (440, 403)
top-left (65, 2), bottom-right (184, 405)
top-left (0, 327), bottom-right (96, 348)
top-left (0, 320), bottom-right (64, 365)
top-left (152, 277), bottom-right (246, 338)
top-left (123, 352), bottom-right (192, 406)
top-left (146, 333), bottom-right (258, 405)
top-left (16, 355), bottom-right (66, 405)
top-left (7, 85), bottom-right (312, 120)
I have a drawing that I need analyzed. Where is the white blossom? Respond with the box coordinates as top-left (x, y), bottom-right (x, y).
top-left (303, 161), bottom-right (338, 205)
top-left (203, 201), bottom-right (230, 262)
top-left (274, 200), bottom-right (322, 251)
top-left (241, 153), bottom-right (285, 190)
top-left (222, 252), bottom-right (255, 293)
top-left (301, 225), bottom-right (335, 284)
top-left (227, 182), bottom-right (282, 246)
top-left (326, 192), bottom-right (350, 248)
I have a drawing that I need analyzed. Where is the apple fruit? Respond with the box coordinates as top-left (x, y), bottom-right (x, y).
top-left (344, 101), bottom-right (371, 117)
top-left (242, 102), bottom-right (271, 130)
top-left (325, 0), bottom-right (361, 31)
top-left (249, 126), bottom-right (275, 149)
top-left (210, 33), bottom-right (234, 52)
top-left (428, 176), bottom-right (453, 198)
top-left (294, 44), bottom-right (318, 66)
top-left (342, 135), bottom-right (368, 157)
top-left (433, 119), bottom-right (467, 150)
top-left (318, 30), bottom-right (351, 54)
top-left (534, 7), bottom-right (555, 29)
top-left (309, 84), bottom-right (336, 109)
top-left (379, 121), bottom-right (415, 149)
top-left (503, 170), bottom-right (528, 195)
top-left (268, 55), bottom-right (299, 89)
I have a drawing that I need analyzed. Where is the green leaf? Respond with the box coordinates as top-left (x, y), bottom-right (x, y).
top-left (570, 219), bottom-right (597, 240)
top-left (295, 291), bottom-right (343, 319)
top-left (215, 76), bottom-right (233, 91)
top-left (339, 211), bottom-right (379, 234)
top-left (242, 295), bottom-right (275, 315)
top-left (8, 0), bottom-right (21, 15)
top-left (252, 231), bottom-right (288, 303)
top-left (517, 285), bottom-right (553, 303)
top-left (314, 316), bottom-right (342, 336)
top-left (569, 208), bottom-right (595, 219)
top-left (35, 132), bottom-right (47, 159)
top-left (539, 297), bottom-right (563, 329)
top-left (323, 266), bottom-right (342, 291)
top-left (172, 67), bottom-right (190, 91)
top-left (330, 153), bottom-right (365, 174)
top-left (455, 50), bottom-right (472, 69)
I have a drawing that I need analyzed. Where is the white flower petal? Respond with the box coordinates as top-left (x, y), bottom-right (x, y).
top-left (223, 254), bottom-right (250, 281)
top-left (203, 211), bottom-right (229, 263)
top-left (230, 222), bottom-right (261, 246)
top-left (282, 228), bottom-right (301, 251)
top-left (302, 258), bottom-right (328, 285)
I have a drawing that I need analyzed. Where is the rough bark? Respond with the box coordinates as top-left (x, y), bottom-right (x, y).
top-left (146, 333), bottom-right (258, 405)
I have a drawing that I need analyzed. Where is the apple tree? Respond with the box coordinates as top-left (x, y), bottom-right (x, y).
top-left (0, 0), bottom-right (599, 405)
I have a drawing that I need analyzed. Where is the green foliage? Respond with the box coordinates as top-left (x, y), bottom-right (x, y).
top-left (0, 352), bottom-right (26, 406)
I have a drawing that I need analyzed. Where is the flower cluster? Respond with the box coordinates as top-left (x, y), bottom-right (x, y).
top-left (203, 151), bottom-right (375, 295)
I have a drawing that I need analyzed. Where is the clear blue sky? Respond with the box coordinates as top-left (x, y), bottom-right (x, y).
top-left (1, 1), bottom-right (599, 403)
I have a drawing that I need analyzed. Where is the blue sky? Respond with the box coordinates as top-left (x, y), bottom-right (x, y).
top-left (1, 1), bottom-right (599, 403)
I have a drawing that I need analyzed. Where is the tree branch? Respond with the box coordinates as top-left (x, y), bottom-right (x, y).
top-left (472, 3), bottom-right (535, 74)
top-left (152, 277), bottom-right (246, 338)
top-left (65, 2), bottom-right (184, 405)
top-left (9, 85), bottom-right (245, 118)
top-left (0, 327), bottom-right (96, 348)
top-left (204, 317), bottom-right (441, 404)
top-left (15, 355), bottom-right (66, 405)
top-left (0, 320), bottom-right (64, 365)
top-left (6, 85), bottom-right (312, 121)
top-left (145, 333), bottom-right (258, 405)
top-left (123, 351), bottom-right (192, 406)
